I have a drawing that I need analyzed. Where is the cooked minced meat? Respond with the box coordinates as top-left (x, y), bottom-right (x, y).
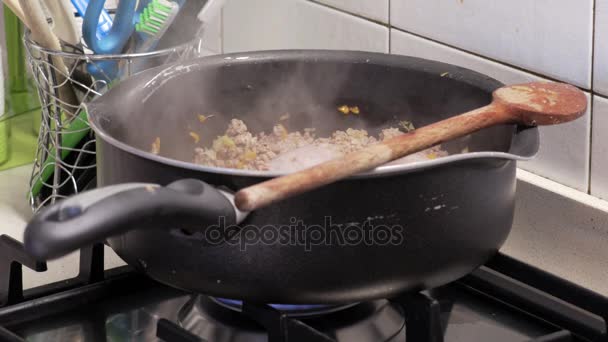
top-left (194, 119), bottom-right (447, 171)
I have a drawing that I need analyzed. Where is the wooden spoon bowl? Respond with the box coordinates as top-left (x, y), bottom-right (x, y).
top-left (494, 82), bottom-right (586, 125)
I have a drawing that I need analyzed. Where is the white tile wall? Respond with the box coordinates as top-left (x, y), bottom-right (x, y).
top-left (311, 0), bottom-right (389, 23)
top-left (201, 12), bottom-right (222, 53)
top-left (389, 29), bottom-right (541, 86)
top-left (390, 29), bottom-right (591, 191)
top-left (390, 0), bottom-right (594, 89)
top-left (218, 0), bottom-right (600, 195)
top-left (4, 0), bottom-right (602, 196)
top-left (522, 95), bottom-right (591, 192)
top-left (594, 0), bottom-right (608, 96)
top-left (222, 0), bottom-right (388, 53)
top-left (591, 96), bottom-right (608, 199)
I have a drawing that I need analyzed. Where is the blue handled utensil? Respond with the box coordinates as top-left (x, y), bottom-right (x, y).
top-left (71, 0), bottom-right (112, 39)
top-left (82, 0), bottom-right (140, 82)
top-left (86, 60), bottom-right (119, 84)
top-left (82, 0), bottom-right (137, 54)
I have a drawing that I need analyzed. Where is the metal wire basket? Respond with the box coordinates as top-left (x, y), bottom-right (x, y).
top-left (25, 33), bottom-right (204, 212)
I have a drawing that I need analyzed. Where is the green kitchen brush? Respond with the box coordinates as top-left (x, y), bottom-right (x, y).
top-left (29, 110), bottom-right (90, 198)
top-left (135, 0), bottom-right (181, 53)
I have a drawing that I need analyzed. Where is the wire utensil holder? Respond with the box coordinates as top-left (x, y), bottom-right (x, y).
top-left (25, 33), bottom-right (203, 212)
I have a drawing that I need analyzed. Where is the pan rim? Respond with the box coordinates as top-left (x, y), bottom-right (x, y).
top-left (87, 49), bottom-right (540, 180)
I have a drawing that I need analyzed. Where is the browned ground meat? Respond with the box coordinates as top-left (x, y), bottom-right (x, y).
top-left (194, 119), bottom-right (447, 171)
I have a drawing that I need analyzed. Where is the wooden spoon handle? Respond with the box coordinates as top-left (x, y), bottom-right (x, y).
top-left (235, 103), bottom-right (512, 211)
top-left (234, 81), bottom-right (586, 212)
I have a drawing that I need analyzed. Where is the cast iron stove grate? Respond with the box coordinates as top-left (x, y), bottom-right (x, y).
top-left (0, 234), bottom-right (606, 341)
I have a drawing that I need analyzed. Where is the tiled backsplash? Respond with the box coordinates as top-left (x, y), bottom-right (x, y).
top-left (592, 96), bottom-right (608, 198)
top-left (595, 0), bottom-right (608, 95)
top-left (389, 30), bottom-right (592, 192)
top-left (216, 0), bottom-right (607, 199)
top-left (0, 0), bottom-right (604, 199)
top-left (390, 0), bottom-right (594, 88)
top-left (222, 0), bottom-right (388, 53)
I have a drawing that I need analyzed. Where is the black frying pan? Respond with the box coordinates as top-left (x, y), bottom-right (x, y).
top-left (24, 50), bottom-right (539, 304)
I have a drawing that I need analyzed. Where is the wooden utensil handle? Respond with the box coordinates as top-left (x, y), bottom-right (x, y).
top-left (235, 103), bottom-right (513, 211)
top-left (20, 0), bottom-right (79, 116)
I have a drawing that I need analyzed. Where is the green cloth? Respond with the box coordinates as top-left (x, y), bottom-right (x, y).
top-left (0, 5), bottom-right (41, 171)
top-left (0, 108), bottom-right (39, 171)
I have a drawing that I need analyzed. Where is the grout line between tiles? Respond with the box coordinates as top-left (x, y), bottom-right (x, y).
top-left (588, 0), bottom-right (597, 194)
top-left (220, 7), bottom-right (224, 54)
top-left (305, 0), bottom-right (595, 96)
top-left (306, 0), bottom-right (390, 27)
top-left (389, 27), bottom-right (592, 92)
top-left (388, 0), bottom-right (392, 53)
top-left (591, 2), bottom-right (598, 89)
top-left (595, 93), bottom-right (608, 100)
top-left (591, 0), bottom-right (598, 93)
top-left (589, 95), bottom-right (595, 195)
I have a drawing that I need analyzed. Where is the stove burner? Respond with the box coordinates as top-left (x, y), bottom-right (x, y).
top-left (212, 297), bottom-right (358, 317)
top-left (178, 295), bottom-right (405, 342)
top-left (1, 236), bottom-right (606, 342)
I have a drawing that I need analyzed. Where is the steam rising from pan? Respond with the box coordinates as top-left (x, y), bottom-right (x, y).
top-left (95, 51), bottom-right (511, 166)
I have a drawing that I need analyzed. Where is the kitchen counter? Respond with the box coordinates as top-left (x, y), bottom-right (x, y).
top-left (503, 169), bottom-right (608, 296)
top-left (1, 165), bottom-right (607, 295)
top-left (0, 165), bottom-right (31, 237)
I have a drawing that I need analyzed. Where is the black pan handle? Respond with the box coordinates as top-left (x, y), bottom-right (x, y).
top-left (24, 179), bottom-right (244, 260)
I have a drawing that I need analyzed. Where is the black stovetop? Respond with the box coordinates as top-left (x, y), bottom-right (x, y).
top-left (0, 235), bottom-right (606, 342)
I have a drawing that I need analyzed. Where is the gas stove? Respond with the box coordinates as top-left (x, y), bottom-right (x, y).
top-left (0, 234), bottom-right (606, 342)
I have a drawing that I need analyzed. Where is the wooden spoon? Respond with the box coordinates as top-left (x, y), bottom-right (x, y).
top-left (235, 81), bottom-right (587, 212)
top-left (20, 0), bottom-right (79, 116)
